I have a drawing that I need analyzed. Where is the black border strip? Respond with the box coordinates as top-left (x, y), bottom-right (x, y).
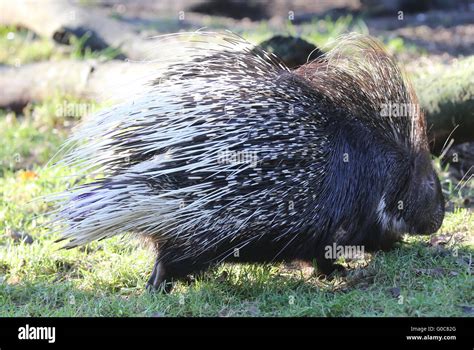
top-left (0, 317), bottom-right (472, 347)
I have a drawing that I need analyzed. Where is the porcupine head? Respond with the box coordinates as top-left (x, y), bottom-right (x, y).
top-left (294, 34), bottom-right (445, 254)
top-left (47, 32), bottom-right (445, 289)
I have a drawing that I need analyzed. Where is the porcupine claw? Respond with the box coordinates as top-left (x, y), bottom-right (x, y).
top-left (315, 252), bottom-right (347, 278)
top-left (316, 263), bottom-right (347, 279)
top-left (146, 260), bottom-right (173, 293)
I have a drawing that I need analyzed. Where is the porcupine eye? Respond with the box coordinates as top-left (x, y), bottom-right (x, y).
top-left (408, 152), bottom-right (445, 235)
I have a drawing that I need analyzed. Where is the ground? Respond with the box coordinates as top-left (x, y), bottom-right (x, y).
top-left (0, 10), bottom-right (473, 317)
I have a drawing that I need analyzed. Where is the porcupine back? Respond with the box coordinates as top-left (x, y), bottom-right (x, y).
top-left (49, 32), bottom-right (426, 265)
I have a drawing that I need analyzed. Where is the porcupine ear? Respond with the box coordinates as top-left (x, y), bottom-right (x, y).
top-left (296, 33), bottom-right (427, 153)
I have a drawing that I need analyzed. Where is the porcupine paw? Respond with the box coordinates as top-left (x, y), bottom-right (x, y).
top-left (315, 258), bottom-right (347, 278)
top-left (146, 260), bottom-right (173, 293)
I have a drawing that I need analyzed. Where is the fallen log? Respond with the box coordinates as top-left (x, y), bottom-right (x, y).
top-left (0, 0), bottom-right (161, 61)
top-left (0, 60), bottom-right (163, 110)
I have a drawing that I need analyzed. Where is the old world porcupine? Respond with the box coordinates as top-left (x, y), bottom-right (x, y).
top-left (50, 32), bottom-right (445, 291)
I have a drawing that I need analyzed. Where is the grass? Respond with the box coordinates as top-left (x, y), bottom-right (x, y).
top-left (0, 210), bottom-right (472, 316)
top-left (0, 26), bottom-right (56, 65)
top-left (0, 25), bottom-right (472, 317)
top-left (0, 26), bottom-right (120, 65)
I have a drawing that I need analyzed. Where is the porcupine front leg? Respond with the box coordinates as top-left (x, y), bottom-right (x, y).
top-left (314, 235), bottom-right (347, 277)
top-left (146, 249), bottom-right (210, 293)
top-left (314, 252), bottom-right (346, 277)
top-left (146, 258), bottom-right (174, 293)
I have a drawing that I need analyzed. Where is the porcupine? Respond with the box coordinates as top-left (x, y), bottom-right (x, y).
top-left (50, 32), bottom-right (445, 292)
